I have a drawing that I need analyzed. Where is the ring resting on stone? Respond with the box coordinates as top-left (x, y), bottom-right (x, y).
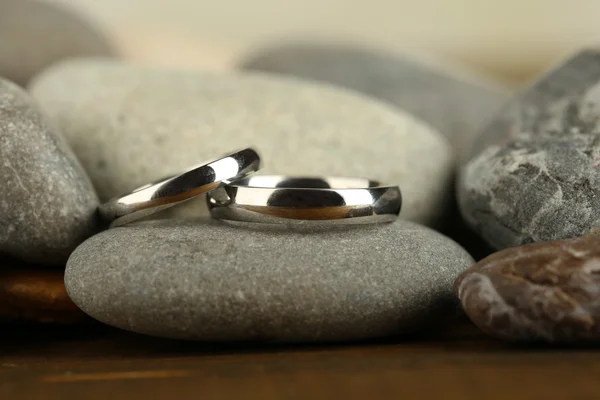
top-left (99, 148), bottom-right (261, 227)
top-left (206, 176), bottom-right (402, 224)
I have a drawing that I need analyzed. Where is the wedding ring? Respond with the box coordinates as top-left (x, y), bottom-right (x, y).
top-left (207, 176), bottom-right (401, 224)
top-left (99, 148), bottom-right (261, 227)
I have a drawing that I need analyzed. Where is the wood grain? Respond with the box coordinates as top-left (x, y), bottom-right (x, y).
top-left (1, 319), bottom-right (599, 399)
top-left (0, 267), bottom-right (87, 323)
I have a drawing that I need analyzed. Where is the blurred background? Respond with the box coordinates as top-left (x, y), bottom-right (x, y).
top-left (48, 0), bottom-right (600, 85)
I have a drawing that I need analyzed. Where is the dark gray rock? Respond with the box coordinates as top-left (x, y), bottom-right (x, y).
top-left (29, 59), bottom-right (453, 226)
top-left (459, 50), bottom-right (600, 250)
top-left (0, 77), bottom-right (100, 265)
top-left (65, 219), bottom-right (474, 341)
top-left (0, 0), bottom-right (114, 86)
top-left (240, 43), bottom-right (509, 163)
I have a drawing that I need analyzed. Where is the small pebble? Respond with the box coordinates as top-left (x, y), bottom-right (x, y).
top-left (456, 234), bottom-right (600, 342)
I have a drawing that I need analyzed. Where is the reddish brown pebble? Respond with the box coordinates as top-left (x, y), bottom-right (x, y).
top-left (455, 234), bottom-right (600, 342)
top-left (0, 264), bottom-right (87, 324)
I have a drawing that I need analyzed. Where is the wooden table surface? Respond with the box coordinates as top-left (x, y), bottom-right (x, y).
top-left (1, 319), bottom-right (599, 400)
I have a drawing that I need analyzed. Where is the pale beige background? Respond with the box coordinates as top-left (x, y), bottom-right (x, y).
top-left (48, 0), bottom-right (600, 84)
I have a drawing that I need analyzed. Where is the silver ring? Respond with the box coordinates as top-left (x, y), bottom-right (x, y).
top-left (207, 176), bottom-right (402, 224)
top-left (99, 148), bottom-right (261, 227)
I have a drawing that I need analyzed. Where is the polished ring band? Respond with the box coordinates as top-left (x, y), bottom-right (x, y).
top-left (99, 148), bottom-right (261, 227)
top-left (207, 176), bottom-right (401, 224)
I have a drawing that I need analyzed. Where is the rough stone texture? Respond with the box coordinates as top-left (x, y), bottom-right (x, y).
top-left (0, 259), bottom-right (87, 323)
top-left (65, 219), bottom-right (474, 341)
top-left (0, 0), bottom-right (114, 86)
top-left (459, 50), bottom-right (600, 250)
top-left (0, 78), bottom-right (100, 265)
top-left (455, 234), bottom-right (600, 343)
top-left (240, 43), bottom-right (510, 164)
top-left (29, 59), bottom-right (454, 226)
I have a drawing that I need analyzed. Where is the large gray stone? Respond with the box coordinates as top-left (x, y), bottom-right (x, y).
top-left (240, 43), bottom-right (510, 164)
top-left (0, 77), bottom-right (100, 265)
top-left (65, 219), bottom-right (474, 341)
top-left (29, 59), bottom-right (453, 226)
top-left (459, 50), bottom-right (600, 250)
top-left (0, 0), bottom-right (114, 86)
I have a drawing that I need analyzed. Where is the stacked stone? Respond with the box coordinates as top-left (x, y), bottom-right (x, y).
top-left (5, 1), bottom-right (599, 344)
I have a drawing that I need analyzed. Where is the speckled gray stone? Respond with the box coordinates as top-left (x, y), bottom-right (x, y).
top-left (65, 219), bottom-right (474, 341)
top-left (0, 0), bottom-right (114, 86)
top-left (459, 50), bottom-right (600, 250)
top-left (240, 43), bottom-right (510, 164)
top-left (29, 59), bottom-right (454, 226)
top-left (0, 77), bottom-right (100, 265)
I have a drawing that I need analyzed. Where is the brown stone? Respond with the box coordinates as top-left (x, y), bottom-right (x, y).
top-left (455, 234), bottom-right (600, 342)
top-left (0, 261), bottom-right (87, 323)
